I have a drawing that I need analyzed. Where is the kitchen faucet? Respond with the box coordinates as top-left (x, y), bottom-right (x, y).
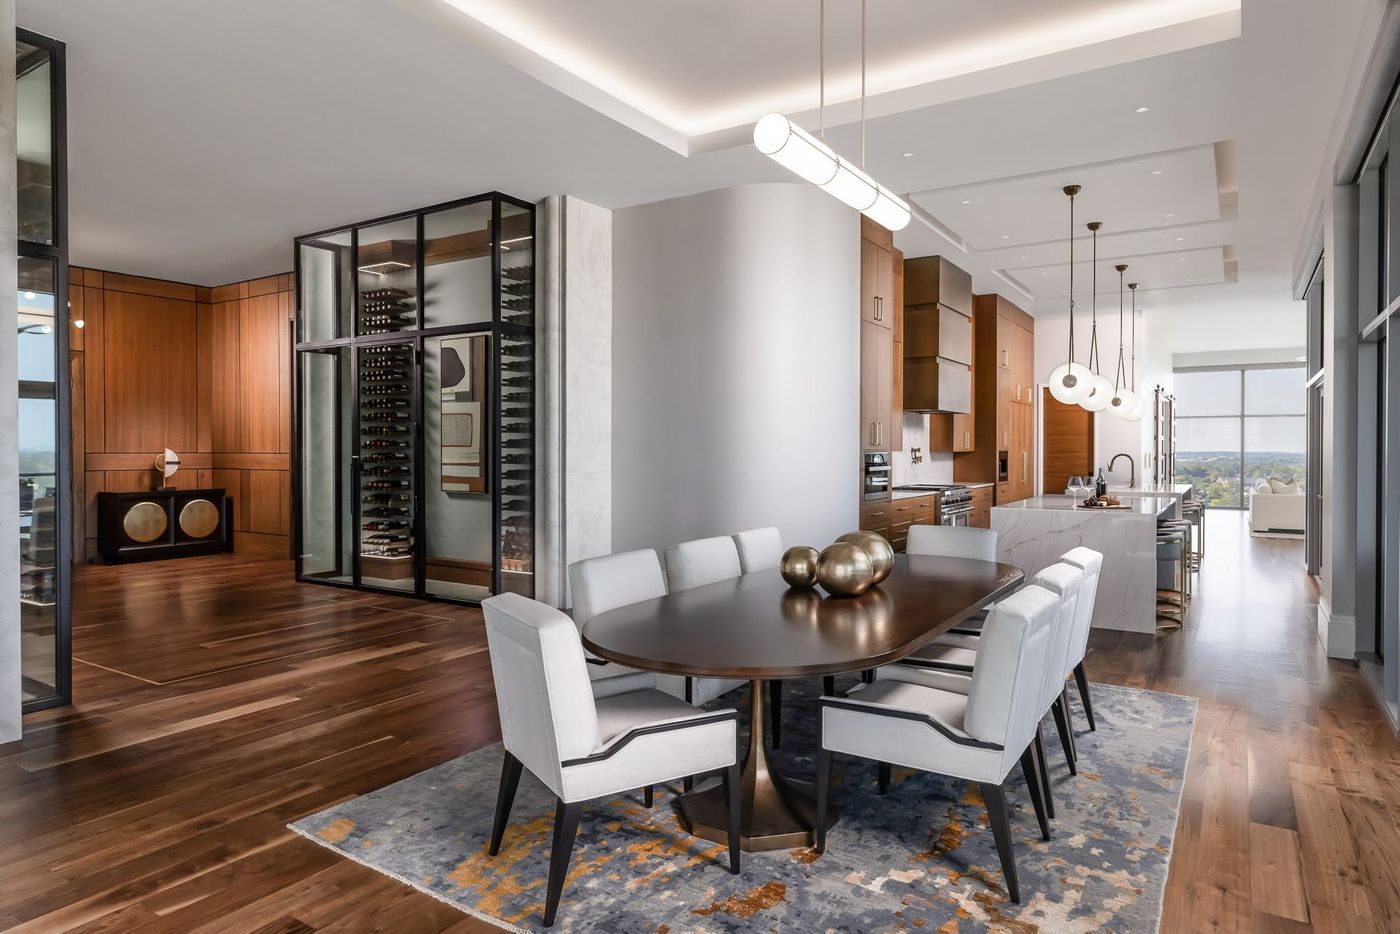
top-left (1108, 452), bottom-right (1136, 488)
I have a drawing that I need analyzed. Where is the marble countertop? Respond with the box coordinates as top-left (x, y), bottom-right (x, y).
top-left (993, 494), bottom-right (1176, 516)
top-left (1108, 482), bottom-right (1193, 496)
top-left (890, 481), bottom-right (994, 501)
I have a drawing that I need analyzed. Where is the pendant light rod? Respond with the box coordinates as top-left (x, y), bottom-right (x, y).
top-left (818, 0), bottom-right (825, 139)
top-left (1114, 264), bottom-right (1128, 391)
top-left (1128, 281), bottom-right (1139, 391)
top-left (860, 0), bottom-right (867, 168)
top-left (1088, 221), bottom-right (1102, 374)
top-left (1066, 185), bottom-right (1080, 364)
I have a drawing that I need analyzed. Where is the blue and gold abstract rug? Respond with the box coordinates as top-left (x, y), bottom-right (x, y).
top-left (291, 679), bottom-right (1195, 932)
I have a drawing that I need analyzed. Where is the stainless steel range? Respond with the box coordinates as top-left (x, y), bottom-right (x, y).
top-left (894, 483), bottom-right (974, 527)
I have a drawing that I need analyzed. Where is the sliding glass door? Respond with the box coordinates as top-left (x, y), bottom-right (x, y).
top-left (1174, 365), bottom-right (1306, 508)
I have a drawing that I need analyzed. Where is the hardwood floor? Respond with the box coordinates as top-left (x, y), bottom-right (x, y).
top-left (1, 512), bottom-right (1396, 932)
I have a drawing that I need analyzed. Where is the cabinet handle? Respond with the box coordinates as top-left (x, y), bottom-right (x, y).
top-left (964, 431), bottom-right (970, 448)
top-left (1002, 349), bottom-right (1009, 367)
top-left (1022, 451), bottom-right (1028, 482)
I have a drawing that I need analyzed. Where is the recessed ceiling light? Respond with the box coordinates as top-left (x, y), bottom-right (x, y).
top-left (1041, 271), bottom-right (1048, 277)
top-left (1178, 257), bottom-right (1186, 262)
top-left (1151, 170), bottom-right (1163, 176)
top-left (1136, 106), bottom-right (1150, 113)
top-left (1000, 234), bottom-right (1009, 240)
top-left (1295, 355), bottom-right (1307, 362)
top-left (1165, 213), bottom-right (1175, 218)
top-left (1019, 255), bottom-right (1028, 260)
top-left (903, 152), bottom-right (915, 158)
top-left (961, 199), bottom-right (972, 205)
top-left (1175, 236), bottom-right (1184, 241)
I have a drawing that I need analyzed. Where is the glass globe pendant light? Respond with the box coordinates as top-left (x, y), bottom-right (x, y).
top-left (1049, 184), bottom-right (1093, 404)
top-left (1107, 264), bottom-right (1139, 419)
top-left (1079, 221), bottom-right (1115, 412)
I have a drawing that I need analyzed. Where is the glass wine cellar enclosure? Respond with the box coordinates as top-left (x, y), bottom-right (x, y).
top-left (293, 193), bottom-right (535, 603)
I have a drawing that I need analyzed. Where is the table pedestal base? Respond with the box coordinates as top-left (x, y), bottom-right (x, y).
top-left (677, 678), bottom-right (838, 852)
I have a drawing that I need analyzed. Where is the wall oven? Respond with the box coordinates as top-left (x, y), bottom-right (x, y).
top-left (863, 451), bottom-right (891, 501)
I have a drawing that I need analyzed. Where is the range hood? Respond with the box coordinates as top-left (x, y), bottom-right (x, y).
top-left (902, 256), bottom-right (973, 414)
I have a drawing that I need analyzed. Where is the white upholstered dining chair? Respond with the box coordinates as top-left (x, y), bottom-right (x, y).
top-left (733, 527), bottom-right (784, 573)
top-left (906, 525), bottom-right (999, 637)
top-left (815, 584), bottom-right (1060, 903)
top-left (483, 592), bottom-right (741, 928)
top-left (568, 549), bottom-right (668, 699)
top-left (1060, 547), bottom-right (1104, 732)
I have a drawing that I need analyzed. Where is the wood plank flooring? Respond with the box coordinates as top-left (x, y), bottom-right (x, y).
top-left (2, 512), bottom-right (1397, 932)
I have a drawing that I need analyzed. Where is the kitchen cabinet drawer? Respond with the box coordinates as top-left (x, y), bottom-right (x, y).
top-left (860, 501), bottom-right (891, 531)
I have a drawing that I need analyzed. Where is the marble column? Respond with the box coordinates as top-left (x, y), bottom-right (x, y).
top-left (537, 195), bottom-right (612, 608)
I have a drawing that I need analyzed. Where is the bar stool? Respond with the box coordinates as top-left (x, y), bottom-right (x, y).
top-left (1159, 518), bottom-right (1195, 597)
top-left (1155, 527), bottom-right (1188, 630)
top-left (1181, 497), bottom-right (1205, 567)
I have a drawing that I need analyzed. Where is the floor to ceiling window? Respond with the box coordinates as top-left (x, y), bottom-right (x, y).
top-left (17, 30), bottom-right (70, 711)
top-left (1173, 365), bottom-right (1306, 508)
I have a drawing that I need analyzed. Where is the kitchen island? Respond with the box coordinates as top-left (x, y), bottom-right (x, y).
top-left (992, 493), bottom-right (1179, 633)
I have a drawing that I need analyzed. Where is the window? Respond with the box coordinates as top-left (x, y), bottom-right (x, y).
top-left (1174, 365), bottom-right (1306, 507)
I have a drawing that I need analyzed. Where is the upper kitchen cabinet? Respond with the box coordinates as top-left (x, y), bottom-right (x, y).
top-left (901, 255), bottom-right (973, 416)
top-left (860, 218), bottom-right (897, 329)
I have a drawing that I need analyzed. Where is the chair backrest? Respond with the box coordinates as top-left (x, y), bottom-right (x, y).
top-left (1028, 562), bottom-right (1084, 712)
top-left (482, 593), bottom-right (599, 797)
top-left (906, 524), bottom-right (998, 562)
top-left (964, 584), bottom-right (1058, 757)
top-left (1060, 547), bottom-right (1103, 675)
top-left (733, 527), bottom-right (783, 574)
top-left (568, 549), bottom-right (668, 626)
top-left (663, 536), bottom-right (742, 591)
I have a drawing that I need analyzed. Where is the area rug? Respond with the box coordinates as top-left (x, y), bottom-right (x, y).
top-left (291, 678), bottom-right (1195, 932)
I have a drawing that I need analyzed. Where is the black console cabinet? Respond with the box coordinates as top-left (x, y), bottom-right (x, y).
top-left (97, 489), bottom-right (234, 564)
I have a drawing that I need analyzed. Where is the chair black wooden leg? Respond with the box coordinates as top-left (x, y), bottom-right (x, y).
top-left (723, 763), bottom-right (741, 873)
top-left (877, 761), bottom-right (891, 795)
top-left (1073, 661), bottom-right (1097, 731)
top-left (823, 675), bottom-right (836, 696)
top-left (980, 781), bottom-right (1020, 904)
top-left (543, 799), bottom-right (582, 927)
top-left (489, 751), bottom-right (523, 856)
top-left (861, 669), bottom-right (875, 684)
top-left (1019, 745), bottom-right (1051, 841)
top-left (1051, 695), bottom-right (1078, 776)
top-left (769, 680), bottom-right (783, 749)
top-left (1034, 723), bottom-right (1055, 820)
top-left (683, 775), bottom-right (693, 792)
top-left (643, 785), bottom-right (653, 808)
top-left (815, 749), bottom-right (832, 853)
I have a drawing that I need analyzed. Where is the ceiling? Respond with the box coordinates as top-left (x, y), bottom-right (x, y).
top-left (15, 0), bottom-right (1380, 356)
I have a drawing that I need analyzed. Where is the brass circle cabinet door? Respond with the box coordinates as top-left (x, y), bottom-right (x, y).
top-left (123, 501), bottom-right (168, 543)
top-left (179, 499), bottom-right (220, 539)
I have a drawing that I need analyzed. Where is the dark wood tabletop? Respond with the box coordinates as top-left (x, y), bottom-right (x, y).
top-left (581, 554), bottom-right (1024, 679)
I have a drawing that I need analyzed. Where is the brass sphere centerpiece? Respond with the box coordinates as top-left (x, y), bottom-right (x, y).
top-left (780, 545), bottom-right (821, 588)
top-left (816, 541), bottom-right (875, 597)
top-left (836, 530), bottom-right (894, 584)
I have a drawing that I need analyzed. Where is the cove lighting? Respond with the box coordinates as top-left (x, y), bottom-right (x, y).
top-left (753, 114), bottom-right (911, 231)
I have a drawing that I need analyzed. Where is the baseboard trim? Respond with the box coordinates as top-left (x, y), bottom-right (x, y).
top-left (1358, 657), bottom-right (1400, 735)
top-left (1316, 600), bottom-right (1356, 659)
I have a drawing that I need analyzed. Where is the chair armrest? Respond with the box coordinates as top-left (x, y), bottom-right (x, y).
top-left (819, 696), bottom-right (1002, 750)
top-left (561, 709), bottom-right (739, 767)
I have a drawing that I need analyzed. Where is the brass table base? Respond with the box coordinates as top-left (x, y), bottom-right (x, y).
top-left (677, 678), bottom-right (839, 852)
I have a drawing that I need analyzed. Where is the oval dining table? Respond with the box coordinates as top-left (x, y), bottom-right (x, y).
top-left (581, 553), bottom-right (1024, 852)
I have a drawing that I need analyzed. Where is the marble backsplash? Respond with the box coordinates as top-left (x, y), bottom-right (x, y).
top-left (890, 413), bottom-right (955, 487)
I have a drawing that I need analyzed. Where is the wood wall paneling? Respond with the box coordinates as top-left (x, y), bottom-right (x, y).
top-left (1042, 388), bottom-right (1095, 495)
top-left (70, 267), bottom-right (295, 562)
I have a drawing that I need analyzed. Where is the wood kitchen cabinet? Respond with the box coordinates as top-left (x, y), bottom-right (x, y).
top-left (860, 319), bottom-right (894, 451)
top-left (967, 486), bottom-right (994, 529)
top-left (955, 293), bottom-right (1036, 505)
top-left (858, 218), bottom-right (903, 456)
top-left (951, 310), bottom-right (975, 451)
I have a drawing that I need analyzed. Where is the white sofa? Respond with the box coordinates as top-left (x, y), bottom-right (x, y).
top-left (1248, 479), bottom-right (1304, 535)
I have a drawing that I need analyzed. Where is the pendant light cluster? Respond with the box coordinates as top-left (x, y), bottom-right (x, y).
top-left (1047, 184), bottom-right (1142, 421)
top-left (752, 0), bottom-right (912, 231)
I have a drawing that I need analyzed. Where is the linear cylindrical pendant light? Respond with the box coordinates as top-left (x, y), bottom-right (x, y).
top-left (752, 0), bottom-right (911, 231)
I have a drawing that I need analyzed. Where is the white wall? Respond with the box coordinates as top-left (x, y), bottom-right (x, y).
top-left (611, 183), bottom-right (859, 553)
top-left (2, 0), bottom-right (21, 743)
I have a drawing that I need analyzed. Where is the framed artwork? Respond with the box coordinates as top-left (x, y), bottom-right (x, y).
top-left (441, 335), bottom-right (488, 493)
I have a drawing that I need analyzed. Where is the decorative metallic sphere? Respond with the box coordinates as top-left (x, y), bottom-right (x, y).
top-left (817, 542), bottom-right (875, 597)
top-left (780, 545), bottom-right (821, 588)
top-left (836, 530), bottom-right (895, 584)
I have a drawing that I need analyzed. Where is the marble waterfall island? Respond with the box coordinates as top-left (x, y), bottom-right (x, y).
top-left (992, 494), bottom-right (1178, 634)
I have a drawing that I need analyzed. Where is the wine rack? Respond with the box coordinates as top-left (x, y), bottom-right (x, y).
top-left (358, 344), bottom-right (415, 580)
top-left (295, 192), bottom-right (536, 604)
